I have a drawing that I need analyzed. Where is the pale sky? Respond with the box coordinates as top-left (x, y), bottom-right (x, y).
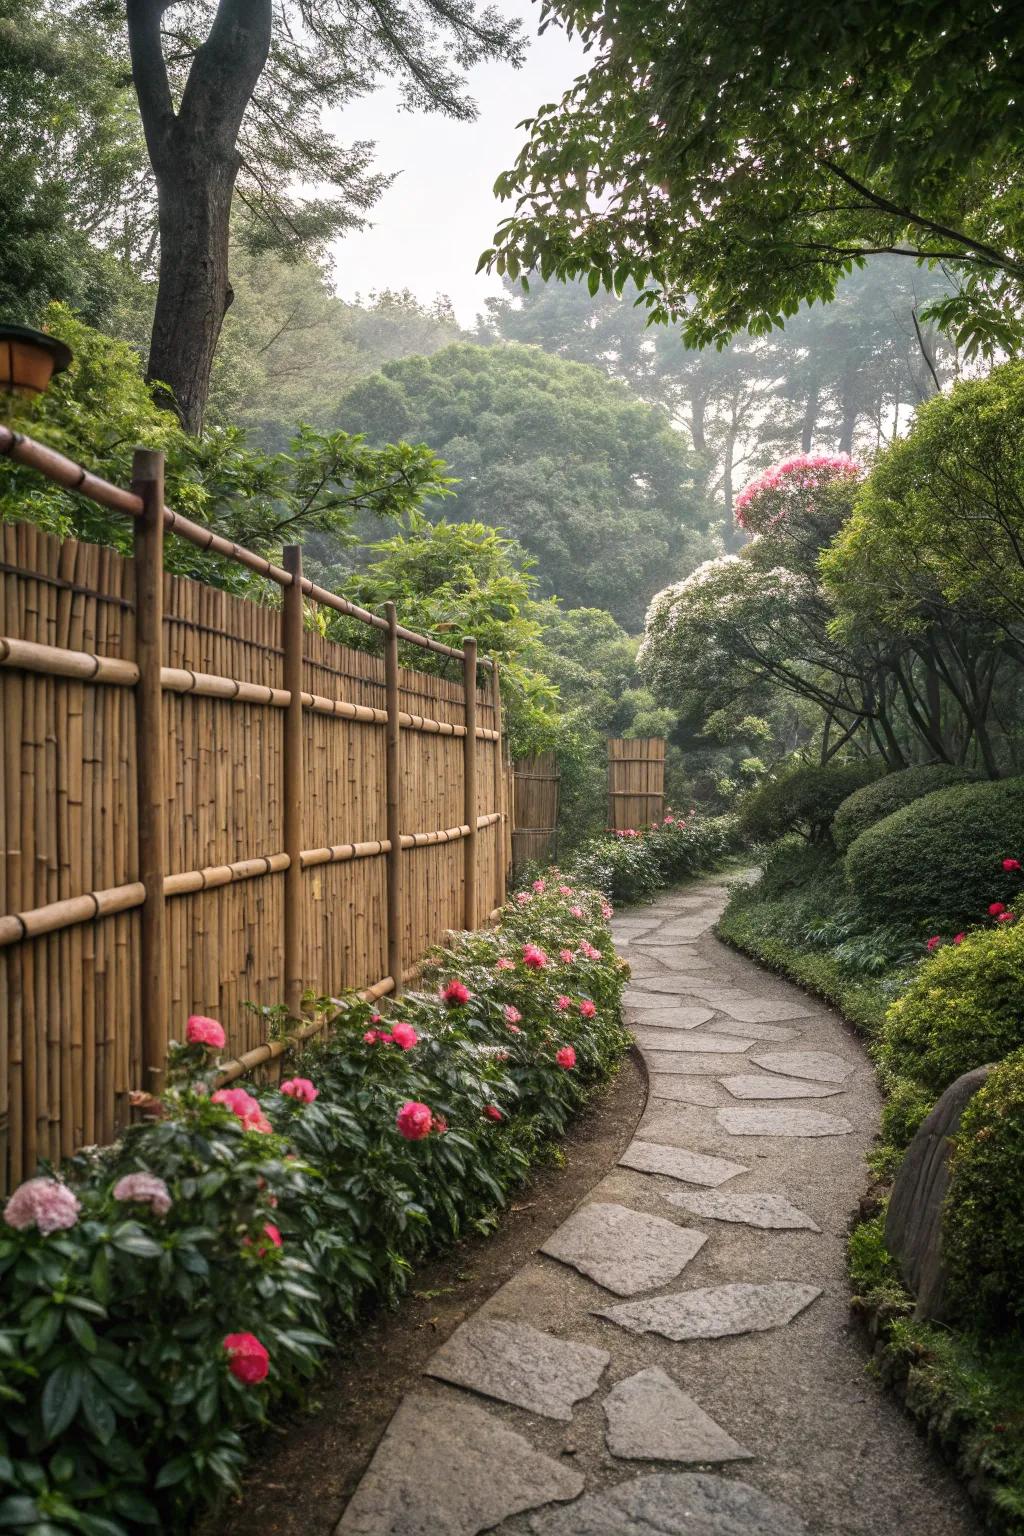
top-left (324, 0), bottom-right (585, 325)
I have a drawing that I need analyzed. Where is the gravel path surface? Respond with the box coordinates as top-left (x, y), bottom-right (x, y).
top-left (334, 878), bottom-right (980, 1536)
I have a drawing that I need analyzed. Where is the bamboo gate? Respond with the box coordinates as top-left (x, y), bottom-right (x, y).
top-left (511, 752), bottom-right (560, 871)
top-left (0, 431), bottom-right (511, 1194)
top-left (606, 737), bottom-right (666, 830)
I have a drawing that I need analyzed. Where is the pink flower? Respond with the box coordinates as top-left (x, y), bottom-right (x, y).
top-left (558, 885), bottom-right (573, 896)
top-left (579, 999), bottom-right (597, 1018)
top-left (433, 1114), bottom-right (448, 1135)
top-left (3, 1177), bottom-right (81, 1235)
top-left (989, 901), bottom-right (1007, 916)
top-left (506, 1023), bottom-right (522, 1034)
top-left (569, 905), bottom-right (584, 919)
top-left (211, 1087), bottom-right (272, 1134)
top-left (515, 891), bottom-right (532, 905)
top-left (1002, 857), bottom-right (1021, 871)
top-left (532, 878), bottom-right (547, 893)
top-left (601, 903), bottom-right (613, 920)
top-left (396, 1101), bottom-right (434, 1140)
top-left (113, 1172), bottom-right (172, 1216)
top-left (363, 1029), bottom-right (383, 1044)
top-left (441, 979), bottom-right (471, 1007)
top-left (484, 1104), bottom-right (503, 1121)
top-left (522, 943), bottom-right (548, 970)
top-left (495, 957), bottom-right (515, 972)
top-left (997, 911), bottom-right (1015, 924)
top-left (734, 453), bottom-right (861, 530)
top-left (262, 1222), bottom-right (282, 1249)
top-left (559, 949), bottom-right (574, 965)
top-left (555, 1046), bottom-right (577, 1070)
top-left (223, 1332), bottom-right (269, 1385)
top-left (280, 1077), bottom-right (318, 1102)
top-left (503, 1005), bottom-right (522, 1025)
top-left (925, 936), bottom-right (941, 952)
top-left (388, 1022), bottom-right (419, 1051)
top-left (186, 1014), bottom-right (226, 1050)
top-left (953, 932), bottom-right (966, 945)
top-left (555, 995), bottom-right (572, 1011)
top-left (578, 941), bottom-right (601, 961)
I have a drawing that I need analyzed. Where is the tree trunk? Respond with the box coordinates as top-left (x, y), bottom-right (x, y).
top-left (148, 152), bottom-right (238, 433)
top-left (800, 384), bottom-right (819, 453)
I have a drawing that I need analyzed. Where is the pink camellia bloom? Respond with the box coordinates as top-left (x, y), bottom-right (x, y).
top-left (1002, 857), bottom-right (1021, 871)
top-left (495, 957), bottom-right (515, 972)
top-left (441, 979), bottom-right (472, 1007)
top-left (555, 995), bottom-right (572, 1011)
top-left (211, 1087), bottom-right (272, 1134)
top-left (363, 1029), bottom-right (382, 1044)
top-left (953, 932), bottom-right (966, 945)
top-left (997, 911), bottom-right (1016, 924)
top-left (522, 943), bottom-right (548, 970)
top-left (515, 890), bottom-right (532, 905)
top-left (113, 1172), bottom-right (172, 1216)
top-left (388, 1022), bottom-right (419, 1051)
top-left (578, 941), bottom-right (601, 961)
top-left (569, 905), bottom-right (585, 919)
top-left (989, 901), bottom-right (1007, 916)
top-left (262, 1222), bottom-right (282, 1249)
top-left (506, 1023), bottom-right (522, 1034)
top-left (396, 1100), bottom-right (434, 1140)
top-left (579, 999), bottom-right (597, 1018)
top-left (555, 1046), bottom-right (577, 1070)
top-left (601, 903), bottom-right (613, 920)
top-left (925, 936), bottom-right (941, 952)
top-left (663, 815), bottom-right (675, 825)
top-left (223, 1332), bottom-right (270, 1385)
top-left (532, 878), bottom-right (547, 893)
top-left (280, 1077), bottom-right (318, 1102)
top-left (558, 885), bottom-right (573, 896)
top-left (3, 1176), bottom-right (81, 1235)
top-left (559, 949), bottom-right (574, 965)
top-left (186, 1014), bottom-right (226, 1050)
top-left (503, 1005), bottom-right (522, 1025)
top-left (484, 1104), bottom-right (503, 1121)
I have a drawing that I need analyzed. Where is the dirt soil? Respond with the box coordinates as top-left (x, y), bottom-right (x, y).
top-left (203, 1048), bottom-right (647, 1536)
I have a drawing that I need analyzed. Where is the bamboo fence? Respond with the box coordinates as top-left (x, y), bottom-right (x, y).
top-left (0, 430), bottom-right (510, 1193)
top-left (606, 737), bottom-right (666, 830)
top-left (511, 752), bottom-right (560, 869)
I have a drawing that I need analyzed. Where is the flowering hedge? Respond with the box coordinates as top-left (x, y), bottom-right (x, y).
top-left (560, 810), bottom-right (738, 905)
top-left (0, 879), bottom-right (629, 1535)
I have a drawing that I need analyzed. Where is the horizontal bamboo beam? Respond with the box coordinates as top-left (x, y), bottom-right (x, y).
top-left (163, 853), bottom-right (291, 897)
top-left (300, 839), bottom-right (390, 869)
top-left (0, 426), bottom-right (144, 516)
top-left (0, 883), bottom-right (146, 947)
top-left (162, 668), bottom-right (290, 707)
top-left (303, 691), bottom-right (388, 725)
top-left (400, 823), bottom-right (471, 849)
top-left (214, 973), bottom-right (396, 1085)
top-left (0, 636), bottom-right (139, 684)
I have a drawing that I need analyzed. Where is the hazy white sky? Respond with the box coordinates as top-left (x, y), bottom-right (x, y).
top-left (324, 0), bottom-right (585, 325)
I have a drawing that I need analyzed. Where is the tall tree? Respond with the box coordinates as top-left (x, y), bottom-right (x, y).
top-left (125, 0), bottom-right (522, 433)
top-left (485, 0), bottom-right (1024, 359)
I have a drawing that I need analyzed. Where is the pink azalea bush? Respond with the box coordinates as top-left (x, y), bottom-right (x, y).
top-left (734, 452), bottom-right (862, 533)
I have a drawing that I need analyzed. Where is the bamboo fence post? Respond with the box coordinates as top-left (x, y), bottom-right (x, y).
top-left (132, 449), bottom-right (168, 1096)
top-left (384, 601), bottom-right (403, 996)
top-left (462, 638), bottom-right (478, 929)
top-left (489, 659), bottom-right (507, 904)
top-left (282, 546), bottom-right (305, 1018)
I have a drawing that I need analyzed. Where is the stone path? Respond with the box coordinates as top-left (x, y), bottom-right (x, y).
top-left (335, 879), bottom-right (980, 1536)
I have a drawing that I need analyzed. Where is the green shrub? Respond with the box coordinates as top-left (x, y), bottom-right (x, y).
top-left (757, 836), bottom-right (838, 900)
top-left (944, 1047), bottom-right (1024, 1332)
top-left (561, 812), bottom-right (737, 905)
top-left (832, 764), bottom-right (982, 853)
top-left (880, 920), bottom-right (1024, 1096)
top-left (737, 759), bottom-right (879, 844)
top-left (879, 1074), bottom-right (935, 1153)
top-left (844, 777), bottom-right (1024, 932)
top-left (0, 880), bottom-right (628, 1534)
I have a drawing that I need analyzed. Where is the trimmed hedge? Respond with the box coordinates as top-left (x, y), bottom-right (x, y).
top-left (880, 920), bottom-right (1024, 1098)
top-left (844, 777), bottom-right (1024, 932)
top-left (944, 1047), bottom-right (1024, 1333)
top-left (561, 811), bottom-right (737, 905)
top-left (832, 764), bottom-right (981, 853)
top-left (736, 759), bottom-right (879, 845)
top-left (0, 880), bottom-right (628, 1535)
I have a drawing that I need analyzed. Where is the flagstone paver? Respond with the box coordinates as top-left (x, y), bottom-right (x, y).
top-left (540, 1202), bottom-right (707, 1296)
top-left (603, 1367), bottom-right (752, 1462)
top-left (717, 1107), bottom-right (854, 1137)
top-left (424, 1319), bottom-right (609, 1420)
top-left (335, 876), bottom-right (980, 1536)
top-left (664, 1189), bottom-right (821, 1231)
top-left (619, 1139), bottom-right (748, 1185)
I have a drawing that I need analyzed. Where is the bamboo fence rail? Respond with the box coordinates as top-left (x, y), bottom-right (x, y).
top-left (511, 752), bottom-right (560, 869)
top-left (0, 430), bottom-right (510, 1192)
top-left (606, 737), bottom-right (666, 830)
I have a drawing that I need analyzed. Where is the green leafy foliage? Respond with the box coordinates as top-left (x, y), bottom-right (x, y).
top-left (832, 765), bottom-right (982, 853)
top-left (945, 1049), bottom-right (1024, 1334)
top-left (0, 880), bottom-right (627, 1534)
top-left (843, 779), bottom-right (1024, 933)
top-left (560, 813), bottom-right (738, 906)
top-left (881, 921), bottom-right (1024, 1100)
top-left (737, 760), bottom-right (879, 845)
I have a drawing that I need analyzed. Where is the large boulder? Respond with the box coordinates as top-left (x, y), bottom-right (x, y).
top-left (884, 1066), bottom-right (992, 1320)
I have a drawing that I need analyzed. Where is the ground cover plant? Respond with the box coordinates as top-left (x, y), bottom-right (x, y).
top-left (0, 878), bottom-right (629, 1535)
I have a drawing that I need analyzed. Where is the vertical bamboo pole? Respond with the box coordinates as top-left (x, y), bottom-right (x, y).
top-left (489, 659), bottom-right (506, 906)
top-left (132, 449), bottom-right (168, 1096)
top-left (462, 638), bottom-right (478, 930)
top-left (384, 602), bottom-right (403, 995)
top-left (282, 546), bottom-right (304, 1018)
